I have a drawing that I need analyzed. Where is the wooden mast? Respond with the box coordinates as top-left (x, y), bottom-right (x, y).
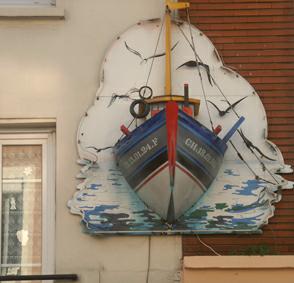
top-left (165, 0), bottom-right (190, 97)
top-left (144, 0), bottom-right (201, 118)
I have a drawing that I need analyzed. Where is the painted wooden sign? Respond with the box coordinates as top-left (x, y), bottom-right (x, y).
top-left (68, 2), bottom-right (293, 235)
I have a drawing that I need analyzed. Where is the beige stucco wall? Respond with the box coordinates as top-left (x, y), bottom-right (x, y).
top-left (0, 1), bottom-right (182, 282)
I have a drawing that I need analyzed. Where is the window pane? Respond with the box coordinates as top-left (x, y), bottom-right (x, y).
top-left (1, 145), bottom-right (42, 277)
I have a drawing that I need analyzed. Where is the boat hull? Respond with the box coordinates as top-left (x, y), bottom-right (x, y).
top-left (114, 102), bottom-right (227, 223)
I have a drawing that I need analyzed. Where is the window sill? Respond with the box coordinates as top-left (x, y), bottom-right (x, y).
top-left (184, 256), bottom-right (294, 269)
top-left (182, 256), bottom-right (294, 283)
top-left (0, 5), bottom-right (65, 18)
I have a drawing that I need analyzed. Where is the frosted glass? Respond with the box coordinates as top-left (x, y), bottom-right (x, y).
top-left (1, 145), bottom-right (42, 278)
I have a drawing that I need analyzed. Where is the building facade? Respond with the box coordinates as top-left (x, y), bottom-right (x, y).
top-left (0, 0), bottom-right (293, 283)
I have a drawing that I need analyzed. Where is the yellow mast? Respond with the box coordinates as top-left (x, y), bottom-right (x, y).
top-left (165, 0), bottom-right (190, 97)
top-left (144, 1), bottom-right (200, 118)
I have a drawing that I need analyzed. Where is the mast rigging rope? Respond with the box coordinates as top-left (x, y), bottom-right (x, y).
top-left (186, 8), bottom-right (215, 131)
top-left (177, 15), bottom-right (280, 185)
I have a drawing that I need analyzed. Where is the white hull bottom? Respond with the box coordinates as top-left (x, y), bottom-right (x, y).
top-left (136, 162), bottom-right (205, 222)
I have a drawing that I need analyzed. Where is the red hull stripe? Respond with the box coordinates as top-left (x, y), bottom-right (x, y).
top-left (176, 163), bottom-right (206, 192)
top-left (166, 101), bottom-right (178, 187)
top-left (135, 162), bottom-right (169, 192)
top-left (134, 161), bottom-right (206, 194)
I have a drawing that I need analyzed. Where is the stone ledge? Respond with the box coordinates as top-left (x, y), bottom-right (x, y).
top-left (184, 255), bottom-right (294, 269)
top-left (0, 6), bottom-right (65, 18)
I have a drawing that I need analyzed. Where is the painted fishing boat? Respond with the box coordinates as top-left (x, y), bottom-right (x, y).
top-left (114, 0), bottom-right (244, 223)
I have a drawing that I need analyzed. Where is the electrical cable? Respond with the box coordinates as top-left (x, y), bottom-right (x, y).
top-left (145, 236), bottom-right (151, 283)
top-left (196, 234), bottom-right (222, 256)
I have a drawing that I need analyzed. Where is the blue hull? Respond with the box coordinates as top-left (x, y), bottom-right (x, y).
top-left (114, 107), bottom-right (227, 222)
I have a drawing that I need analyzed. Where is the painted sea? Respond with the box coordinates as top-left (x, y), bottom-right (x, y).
top-left (68, 157), bottom-right (282, 235)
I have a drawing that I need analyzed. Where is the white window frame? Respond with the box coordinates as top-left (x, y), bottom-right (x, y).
top-left (0, 131), bottom-right (55, 277)
top-left (0, 0), bottom-right (64, 18)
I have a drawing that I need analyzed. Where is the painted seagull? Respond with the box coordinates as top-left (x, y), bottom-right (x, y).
top-left (208, 96), bottom-right (248, 117)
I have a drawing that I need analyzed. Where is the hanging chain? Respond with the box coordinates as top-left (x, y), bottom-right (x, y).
top-left (211, 75), bottom-right (280, 184)
top-left (229, 141), bottom-right (276, 185)
top-left (177, 19), bottom-right (280, 185)
top-left (186, 8), bottom-right (214, 131)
